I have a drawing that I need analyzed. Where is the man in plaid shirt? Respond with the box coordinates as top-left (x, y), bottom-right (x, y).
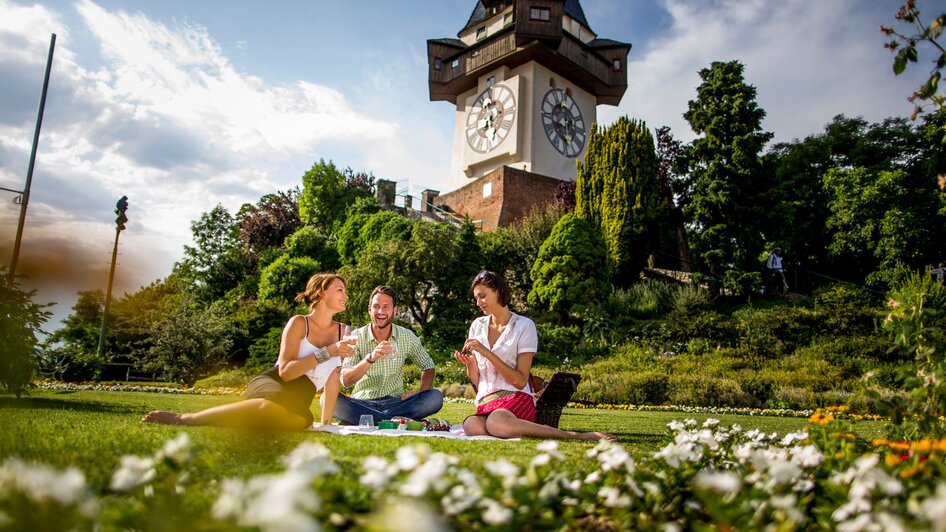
top-left (327, 285), bottom-right (443, 425)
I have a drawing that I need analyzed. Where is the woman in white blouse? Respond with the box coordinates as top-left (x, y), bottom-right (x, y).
top-left (454, 270), bottom-right (616, 441)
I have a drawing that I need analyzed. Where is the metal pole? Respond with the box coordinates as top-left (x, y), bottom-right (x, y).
top-left (97, 227), bottom-right (121, 362)
top-left (9, 33), bottom-right (56, 283)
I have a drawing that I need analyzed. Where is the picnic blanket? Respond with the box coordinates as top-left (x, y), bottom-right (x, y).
top-left (308, 423), bottom-right (518, 441)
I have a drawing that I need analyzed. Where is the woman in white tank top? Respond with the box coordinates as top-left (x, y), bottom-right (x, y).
top-left (142, 273), bottom-right (356, 430)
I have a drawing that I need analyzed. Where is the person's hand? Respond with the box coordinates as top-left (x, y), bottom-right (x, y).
top-left (328, 337), bottom-right (357, 358)
top-left (462, 339), bottom-right (487, 357)
top-left (368, 341), bottom-right (395, 363)
top-left (401, 390), bottom-right (417, 400)
top-left (453, 349), bottom-right (476, 368)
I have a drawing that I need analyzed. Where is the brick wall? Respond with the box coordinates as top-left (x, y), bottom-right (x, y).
top-left (433, 166), bottom-right (563, 230)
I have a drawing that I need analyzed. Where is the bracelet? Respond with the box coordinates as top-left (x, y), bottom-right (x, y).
top-left (314, 348), bottom-right (330, 364)
top-left (366, 355), bottom-right (375, 365)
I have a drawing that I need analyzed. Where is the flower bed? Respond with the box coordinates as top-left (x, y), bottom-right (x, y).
top-left (3, 412), bottom-right (943, 530)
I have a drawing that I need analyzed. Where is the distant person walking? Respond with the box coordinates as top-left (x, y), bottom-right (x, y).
top-left (766, 247), bottom-right (789, 293)
top-left (932, 261), bottom-right (946, 284)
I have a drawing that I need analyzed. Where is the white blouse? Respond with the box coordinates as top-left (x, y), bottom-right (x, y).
top-left (467, 312), bottom-right (539, 403)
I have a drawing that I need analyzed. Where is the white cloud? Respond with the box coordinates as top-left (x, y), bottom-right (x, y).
top-left (601, 0), bottom-right (929, 144)
top-left (0, 0), bottom-right (401, 325)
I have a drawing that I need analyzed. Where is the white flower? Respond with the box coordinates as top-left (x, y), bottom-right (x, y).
top-left (360, 456), bottom-right (394, 491)
top-left (780, 430), bottom-right (810, 447)
top-left (693, 470), bottom-right (741, 499)
top-left (667, 420), bottom-right (686, 432)
top-left (702, 418), bottom-right (720, 428)
top-left (584, 471), bottom-right (601, 484)
top-left (282, 442), bottom-right (337, 477)
top-left (914, 483), bottom-right (946, 532)
top-left (214, 471), bottom-right (321, 532)
top-left (530, 454), bottom-right (551, 467)
top-left (110, 455), bottom-right (156, 492)
top-left (480, 498), bottom-right (513, 525)
top-left (369, 500), bottom-right (448, 532)
top-left (790, 444), bottom-right (823, 468)
top-left (598, 486), bottom-right (632, 508)
top-left (684, 418), bottom-right (697, 427)
top-left (157, 432), bottom-right (191, 464)
top-left (595, 445), bottom-right (634, 472)
top-left (400, 454), bottom-right (454, 497)
top-left (536, 440), bottom-right (562, 459)
top-left (485, 459), bottom-right (519, 480)
top-left (441, 484), bottom-right (480, 515)
top-left (395, 446), bottom-right (424, 471)
top-left (0, 458), bottom-right (90, 507)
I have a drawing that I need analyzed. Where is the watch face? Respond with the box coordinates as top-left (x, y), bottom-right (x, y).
top-left (465, 84), bottom-right (516, 153)
top-left (540, 88), bottom-right (586, 158)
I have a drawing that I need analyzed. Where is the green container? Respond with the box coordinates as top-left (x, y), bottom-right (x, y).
top-left (406, 421), bottom-right (425, 431)
top-left (378, 421), bottom-right (398, 430)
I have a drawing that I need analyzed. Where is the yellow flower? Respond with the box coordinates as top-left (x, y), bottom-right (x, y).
top-left (885, 454), bottom-right (902, 467)
top-left (826, 406), bottom-right (849, 413)
top-left (830, 432), bottom-right (857, 441)
top-left (899, 462), bottom-right (926, 479)
top-left (872, 438), bottom-right (889, 448)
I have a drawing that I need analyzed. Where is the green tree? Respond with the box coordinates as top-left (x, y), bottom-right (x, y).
top-left (258, 254), bottom-right (322, 306)
top-left (528, 213), bottom-right (610, 323)
top-left (284, 226), bottom-right (340, 271)
top-left (138, 297), bottom-right (235, 386)
top-left (174, 204), bottom-right (251, 302)
top-left (480, 204), bottom-right (565, 310)
top-left (340, 220), bottom-right (478, 335)
top-left (337, 208), bottom-right (412, 265)
top-left (0, 272), bottom-right (52, 396)
top-left (576, 117), bottom-right (661, 284)
top-left (825, 165), bottom-right (945, 283)
top-left (298, 160), bottom-right (375, 233)
top-left (682, 60), bottom-right (773, 279)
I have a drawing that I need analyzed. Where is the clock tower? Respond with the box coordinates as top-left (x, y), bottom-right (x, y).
top-left (425, 0), bottom-right (629, 229)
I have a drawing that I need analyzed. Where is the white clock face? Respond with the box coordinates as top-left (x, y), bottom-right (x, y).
top-left (465, 84), bottom-right (516, 154)
top-left (540, 88), bottom-right (586, 158)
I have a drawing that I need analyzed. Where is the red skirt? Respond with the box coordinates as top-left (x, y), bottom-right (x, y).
top-left (475, 391), bottom-right (536, 422)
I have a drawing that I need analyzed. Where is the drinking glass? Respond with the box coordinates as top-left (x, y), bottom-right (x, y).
top-left (359, 414), bottom-right (374, 429)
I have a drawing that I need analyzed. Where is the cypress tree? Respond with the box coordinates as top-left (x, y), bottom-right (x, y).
top-left (575, 117), bottom-right (660, 285)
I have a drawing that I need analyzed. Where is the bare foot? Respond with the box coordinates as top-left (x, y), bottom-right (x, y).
top-left (142, 411), bottom-right (187, 425)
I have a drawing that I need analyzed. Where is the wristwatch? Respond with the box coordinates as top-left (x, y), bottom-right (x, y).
top-left (314, 348), bottom-right (330, 364)
top-left (366, 354), bottom-right (376, 364)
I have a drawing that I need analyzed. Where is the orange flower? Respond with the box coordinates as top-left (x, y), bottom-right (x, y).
top-left (888, 441), bottom-right (910, 451)
top-left (899, 462), bottom-right (926, 479)
top-left (826, 406), bottom-right (849, 413)
top-left (809, 412), bottom-right (835, 425)
top-left (910, 439), bottom-right (933, 454)
top-left (933, 439), bottom-right (946, 453)
top-left (872, 438), bottom-right (889, 447)
top-left (885, 454), bottom-right (902, 467)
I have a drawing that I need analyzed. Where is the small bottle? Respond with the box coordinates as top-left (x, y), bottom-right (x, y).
top-left (397, 418), bottom-right (407, 431)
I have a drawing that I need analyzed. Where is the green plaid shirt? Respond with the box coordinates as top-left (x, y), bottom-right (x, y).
top-left (342, 324), bottom-right (435, 400)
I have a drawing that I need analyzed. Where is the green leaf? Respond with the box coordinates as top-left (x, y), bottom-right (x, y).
top-left (906, 46), bottom-right (918, 62)
top-left (893, 50), bottom-right (907, 75)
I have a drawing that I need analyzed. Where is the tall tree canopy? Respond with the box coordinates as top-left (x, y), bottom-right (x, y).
top-left (575, 117), bottom-right (661, 285)
top-left (682, 60), bottom-right (773, 278)
top-left (298, 159), bottom-right (374, 233)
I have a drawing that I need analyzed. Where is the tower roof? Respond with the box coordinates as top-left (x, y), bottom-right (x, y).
top-left (461, 0), bottom-right (592, 34)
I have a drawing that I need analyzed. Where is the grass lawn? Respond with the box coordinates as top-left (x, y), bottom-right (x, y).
top-left (0, 389), bottom-right (886, 495)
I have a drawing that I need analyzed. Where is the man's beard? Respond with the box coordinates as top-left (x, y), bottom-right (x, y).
top-left (372, 316), bottom-right (392, 329)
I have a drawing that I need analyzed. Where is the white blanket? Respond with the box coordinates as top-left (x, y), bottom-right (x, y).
top-left (308, 424), bottom-right (519, 441)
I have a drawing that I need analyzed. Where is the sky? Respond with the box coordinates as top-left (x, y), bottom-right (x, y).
top-left (0, 0), bottom-right (934, 328)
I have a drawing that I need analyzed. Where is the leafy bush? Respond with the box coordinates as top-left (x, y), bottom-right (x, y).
top-left (246, 326), bottom-right (283, 373)
top-left (666, 374), bottom-right (755, 407)
top-left (536, 323), bottom-right (581, 360)
top-left (578, 370), bottom-right (669, 405)
top-left (733, 306), bottom-right (821, 358)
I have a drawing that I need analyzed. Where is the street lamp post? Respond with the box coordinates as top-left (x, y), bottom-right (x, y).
top-left (7, 33), bottom-right (56, 283)
top-left (97, 196), bottom-right (128, 363)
